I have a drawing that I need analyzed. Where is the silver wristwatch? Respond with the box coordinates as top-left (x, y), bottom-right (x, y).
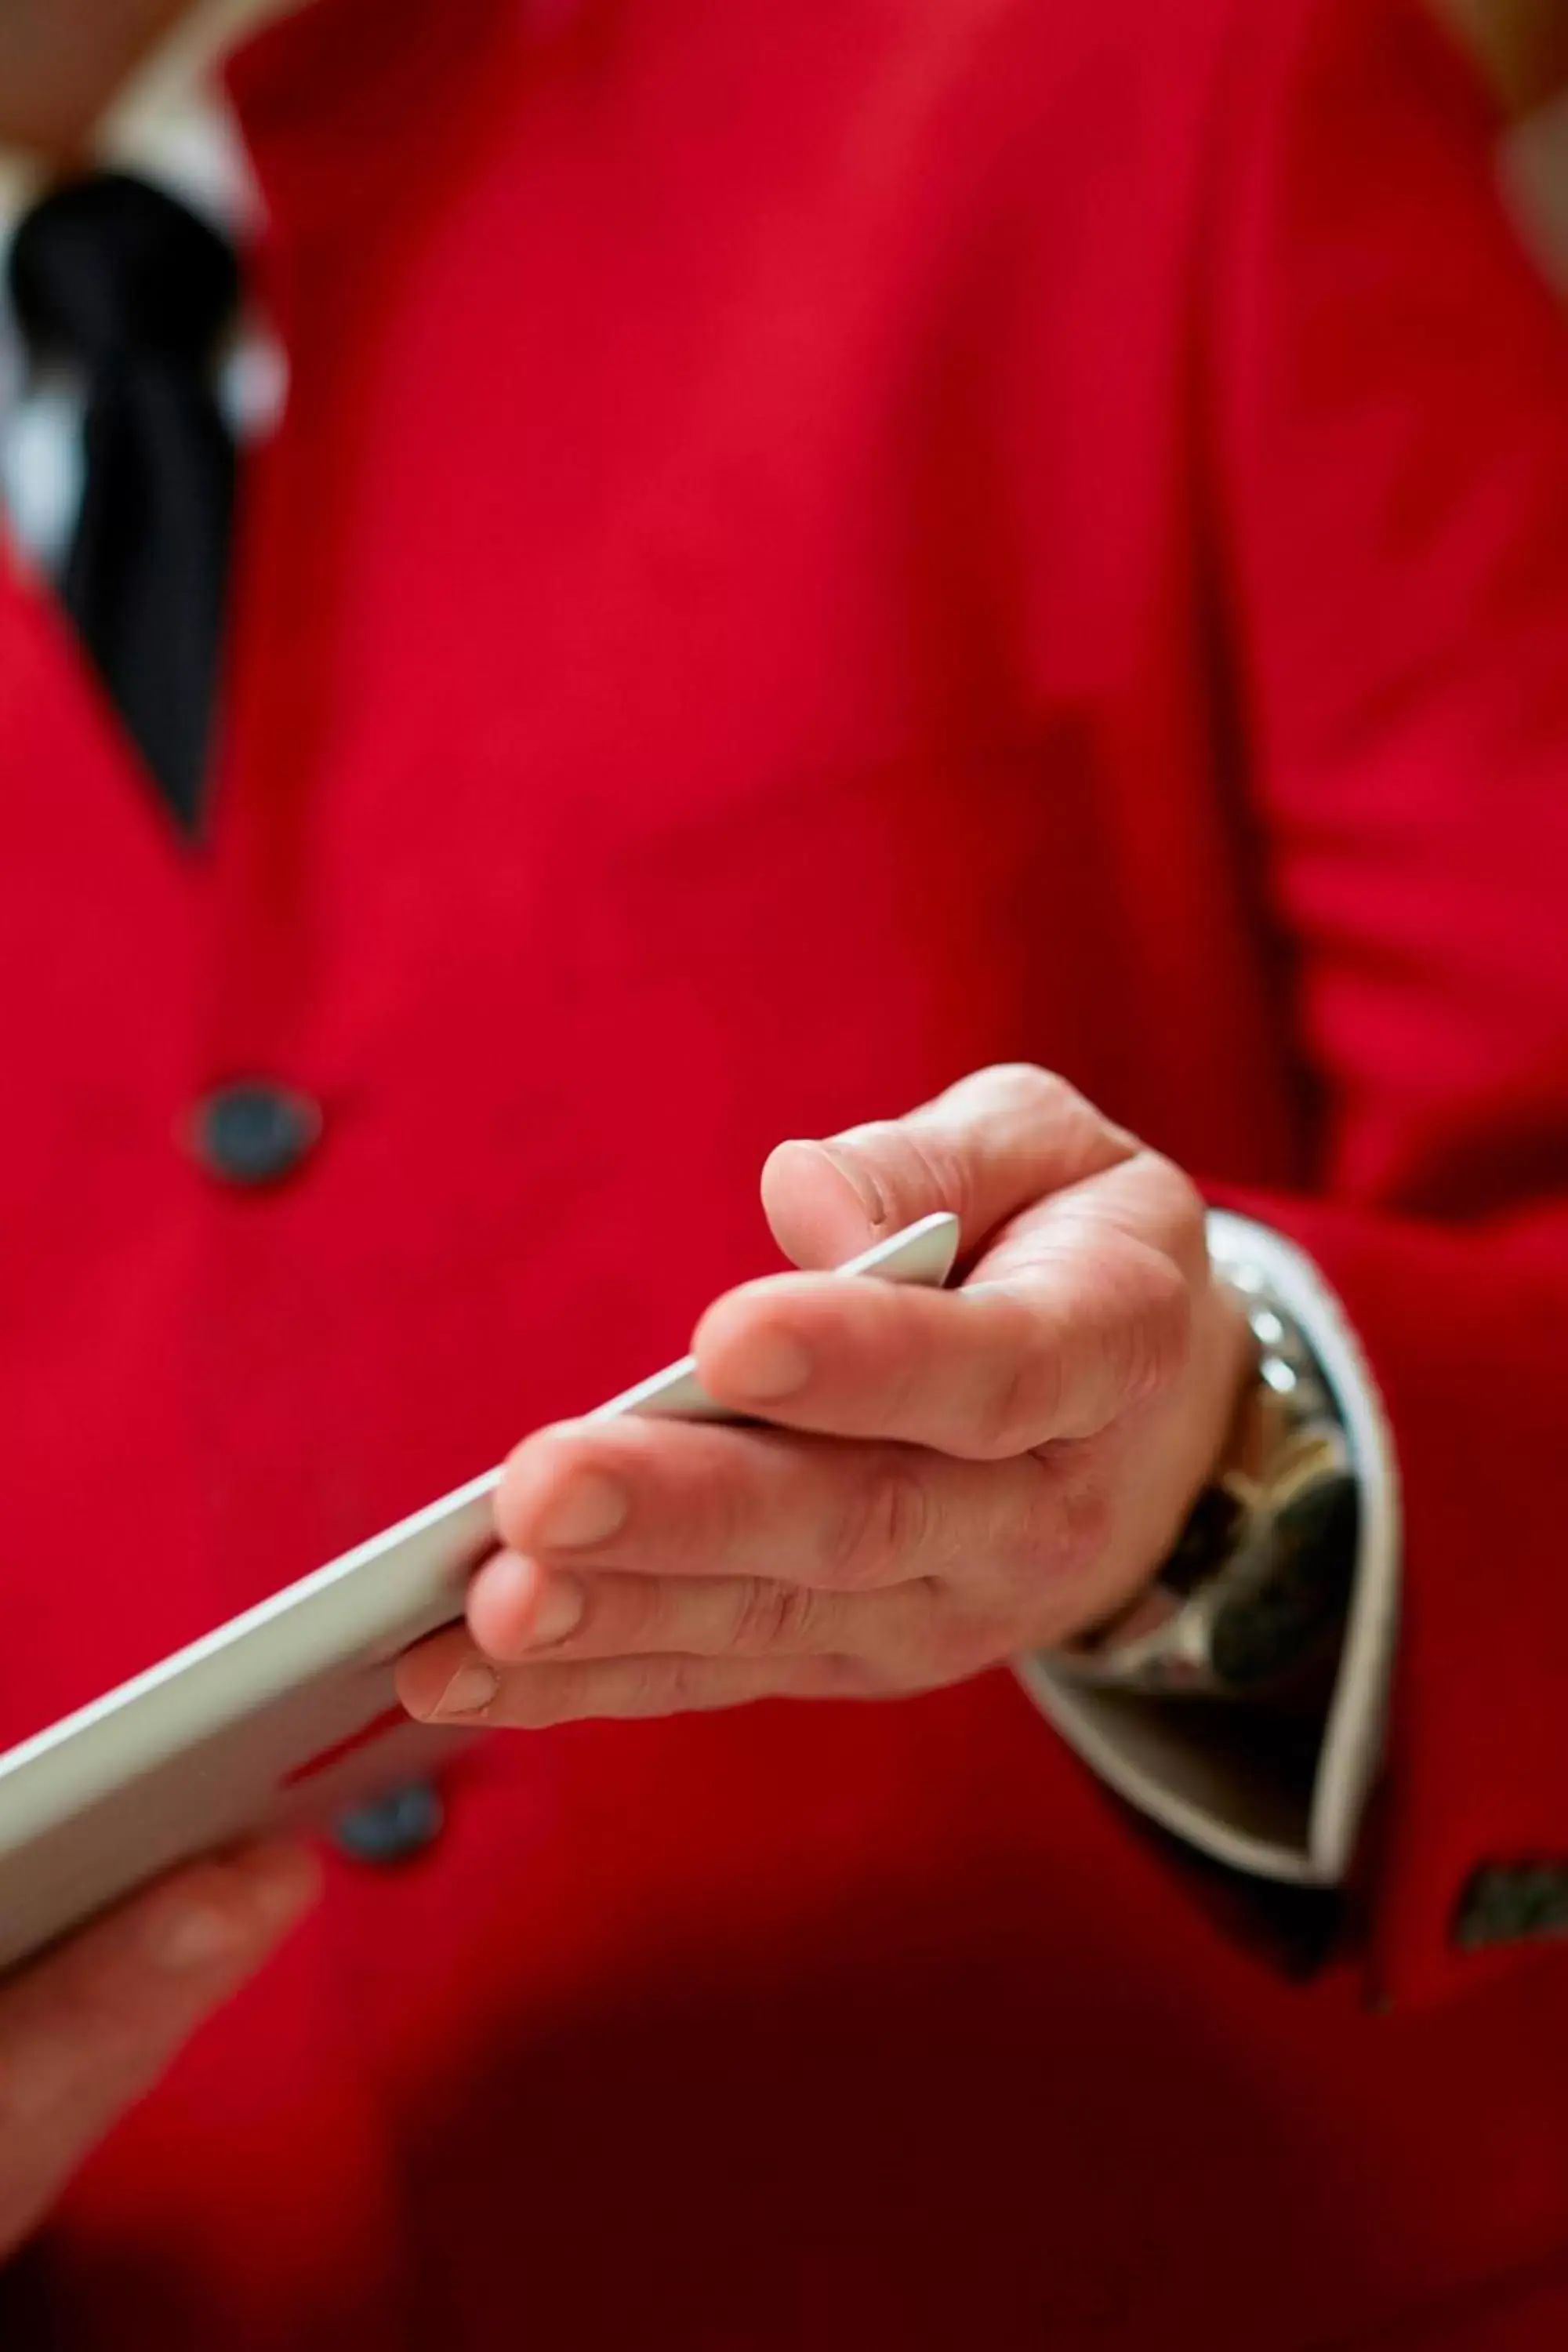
top-left (1052, 1252), bottom-right (1359, 1701)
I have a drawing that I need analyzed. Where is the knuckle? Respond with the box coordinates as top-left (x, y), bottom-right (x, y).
top-left (978, 1063), bottom-right (1104, 1149)
top-left (655, 1656), bottom-right (713, 1712)
top-left (877, 1576), bottom-right (1015, 1690)
top-left (685, 1450), bottom-right (756, 1576)
top-left (1138, 1152), bottom-right (1209, 1272)
top-left (968, 1304), bottom-right (1064, 1459)
top-left (1005, 1452), bottom-right (1114, 1602)
top-left (875, 1119), bottom-right (978, 1232)
top-left (593, 1574), bottom-right (668, 1651)
top-left (917, 1068), bottom-right (1076, 1220)
top-left (1111, 1241), bottom-right (1193, 1407)
top-left (564, 1658), bottom-right (664, 1719)
top-left (826, 1454), bottom-right (932, 1585)
top-left (500, 1666), bottom-right (586, 1727)
top-left (728, 1577), bottom-right (817, 1653)
top-left (619, 1657), bottom-right (668, 1711)
top-left (1066, 1218), bottom-right (1193, 1420)
top-left (829, 1116), bottom-right (942, 1229)
top-left (971, 1356), bottom-right (1033, 1461)
top-left (1048, 1461), bottom-right (1116, 1583)
top-left (981, 1061), bottom-right (1073, 1114)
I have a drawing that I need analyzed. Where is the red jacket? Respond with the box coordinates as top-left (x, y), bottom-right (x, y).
top-left (5, 0), bottom-right (1568, 2343)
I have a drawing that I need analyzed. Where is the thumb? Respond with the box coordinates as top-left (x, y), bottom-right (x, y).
top-left (761, 1065), bottom-right (1136, 1271)
top-left (760, 1137), bottom-right (886, 1271)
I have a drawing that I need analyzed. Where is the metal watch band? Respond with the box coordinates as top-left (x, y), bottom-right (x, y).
top-left (1051, 1251), bottom-right (1360, 1700)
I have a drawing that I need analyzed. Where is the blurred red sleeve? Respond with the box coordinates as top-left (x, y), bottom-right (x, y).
top-left (1202, 0), bottom-right (1568, 2004)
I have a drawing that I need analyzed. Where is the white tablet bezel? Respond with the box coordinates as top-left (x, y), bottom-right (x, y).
top-left (0, 1214), bottom-right (959, 1971)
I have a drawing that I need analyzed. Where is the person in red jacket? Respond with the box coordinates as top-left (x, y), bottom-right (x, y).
top-left (2, 0), bottom-right (1567, 2346)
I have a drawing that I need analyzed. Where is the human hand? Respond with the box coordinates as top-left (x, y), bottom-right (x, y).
top-left (397, 1065), bottom-right (1254, 1726)
top-left (0, 1841), bottom-right (318, 2258)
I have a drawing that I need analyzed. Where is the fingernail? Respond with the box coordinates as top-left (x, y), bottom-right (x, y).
top-left (430, 1661), bottom-right (500, 1720)
top-left (817, 1139), bottom-right (888, 1228)
top-left (149, 1901), bottom-right (249, 1973)
top-left (721, 1330), bottom-right (815, 1401)
top-left (533, 1472), bottom-right (627, 1550)
top-left (518, 1571), bottom-right (585, 1648)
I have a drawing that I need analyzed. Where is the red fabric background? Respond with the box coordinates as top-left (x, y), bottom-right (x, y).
top-left (3, 0), bottom-right (1567, 2343)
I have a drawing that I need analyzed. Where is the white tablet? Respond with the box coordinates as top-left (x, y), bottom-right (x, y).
top-left (0, 1213), bottom-right (959, 1974)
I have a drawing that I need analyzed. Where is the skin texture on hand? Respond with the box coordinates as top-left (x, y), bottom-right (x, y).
top-left (397, 1065), bottom-right (1254, 1731)
top-left (0, 1841), bottom-right (319, 2259)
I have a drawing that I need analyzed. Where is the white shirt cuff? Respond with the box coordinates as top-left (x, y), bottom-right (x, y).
top-left (1014, 1210), bottom-right (1401, 1888)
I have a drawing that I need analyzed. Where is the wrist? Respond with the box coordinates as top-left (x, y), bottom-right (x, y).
top-left (1055, 1254), bottom-right (1358, 1698)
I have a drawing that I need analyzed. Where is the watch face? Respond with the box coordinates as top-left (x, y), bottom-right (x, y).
top-left (1209, 1472), bottom-right (1359, 1688)
top-left (1161, 1483), bottom-right (1250, 1598)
